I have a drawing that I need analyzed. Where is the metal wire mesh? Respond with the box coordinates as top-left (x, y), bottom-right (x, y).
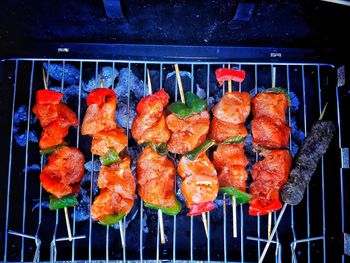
top-left (0, 58), bottom-right (341, 263)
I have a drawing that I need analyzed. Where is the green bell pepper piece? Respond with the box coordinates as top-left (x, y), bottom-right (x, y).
top-left (221, 136), bottom-right (244, 145)
top-left (185, 139), bottom-right (216, 160)
top-left (100, 149), bottom-right (121, 166)
top-left (49, 194), bottom-right (78, 210)
top-left (264, 87), bottom-right (292, 106)
top-left (185, 92), bottom-right (207, 113)
top-left (220, 187), bottom-right (252, 204)
top-left (143, 142), bottom-right (168, 156)
top-left (40, 144), bottom-right (65, 155)
top-left (98, 213), bottom-right (125, 226)
top-left (144, 200), bottom-right (182, 216)
top-left (168, 92), bottom-right (207, 119)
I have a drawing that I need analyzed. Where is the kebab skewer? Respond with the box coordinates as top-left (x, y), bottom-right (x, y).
top-left (167, 64), bottom-right (218, 237)
top-left (250, 67), bottom-right (291, 238)
top-left (210, 66), bottom-right (251, 237)
top-left (82, 80), bottom-right (134, 249)
top-left (258, 104), bottom-right (335, 263)
top-left (132, 69), bottom-right (181, 244)
top-left (33, 69), bottom-right (85, 241)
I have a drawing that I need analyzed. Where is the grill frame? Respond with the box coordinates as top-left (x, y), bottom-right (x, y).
top-left (0, 53), bottom-right (346, 262)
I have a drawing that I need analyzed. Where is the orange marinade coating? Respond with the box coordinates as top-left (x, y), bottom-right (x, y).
top-left (166, 110), bottom-right (210, 155)
top-left (81, 95), bottom-right (117, 135)
top-left (213, 143), bottom-right (249, 169)
top-left (178, 154), bottom-right (218, 207)
top-left (212, 91), bottom-right (251, 124)
top-left (33, 103), bottom-right (78, 128)
top-left (252, 93), bottom-right (289, 123)
top-left (208, 117), bottom-right (248, 143)
top-left (249, 150), bottom-right (292, 208)
top-left (252, 116), bottom-right (291, 149)
top-left (217, 166), bottom-right (248, 192)
top-left (91, 128), bottom-right (128, 156)
top-left (91, 156), bottom-right (135, 221)
top-left (137, 147), bottom-right (178, 209)
top-left (40, 146), bottom-right (85, 199)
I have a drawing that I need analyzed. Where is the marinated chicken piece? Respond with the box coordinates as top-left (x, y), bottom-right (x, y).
top-left (166, 110), bottom-right (210, 154)
top-left (91, 128), bottom-right (128, 156)
top-left (33, 103), bottom-right (78, 128)
top-left (249, 150), bottom-right (292, 215)
top-left (208, 117), bottom-right (247, 143)
top-left (252, 116), bottom-right (290, 149)
top-left (40, 146), bottom-right (85, 199)
top-left (91, 157), bottom-right (135, 220)
top-left (252, 93), bottom-right (288, 123)
top-left (132, 114), bottom-right (171, 144)
top-left (81, 93), bottom-right (117, 135)
top-left (178, 154), bottom-right (218, 207)
top-left (137, 147), bottom-right (178, 209)
top-left (217, 166), bottom-right (248, 192)
top-left (39, 118), bottom-right (69, 149)
top-left (212, 92), bottom-right (250, 124)
top-left (213, 143), bottom-right (249, 169)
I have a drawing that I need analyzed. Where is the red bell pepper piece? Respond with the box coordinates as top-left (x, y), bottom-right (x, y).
top-left (187, 201), bottom-right (216, 216)
top-left (215, 68), bottom-right (246, 86)
top-left (136, 89), bottom-right (170, 114)
top-left (36, 90), bottom-right (63, 105)
top-left (87, 88), bottom-right (116, 106)
top-left (248, 197), bottom-right (282, 216)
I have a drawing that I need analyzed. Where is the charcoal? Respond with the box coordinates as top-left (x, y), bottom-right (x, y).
top-left (43, 63), bottom-right (80, 85)
top-left (32, 201), bottom-right (50, 211)
top-left (22, 164), bottom-right (40, 173)
top-left (290, 117), bottom-right (305, 144)
top-left (84, 66), bottom-right (119, 92)
top-left (14, 105), bottom-right (38, 146)
top-left (164, 70), bottom-right (192, 98)
top-left (114, 68), bottom-right (144, 99)
top-left (84, 159), bottom-right (101, 173)
top-left (51, 85), bottom-right (88, 104)
top-left (195, 67), bottom-right (218, 97)
top-left (75, 188), bottom-right (91, 222)
top-left (116, 100), bottom-right (137, 129)
top-left (196, 84), bottom-right (206, 99)
top-left (281, 120), bottom-right (336, 205)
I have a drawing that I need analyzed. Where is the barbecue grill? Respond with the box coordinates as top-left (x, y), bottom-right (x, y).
top-left (0, 2), bottom-right (349, 263)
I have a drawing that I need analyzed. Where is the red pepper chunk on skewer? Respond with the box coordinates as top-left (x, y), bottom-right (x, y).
top-left (215, 68), bottom-right (246, 86)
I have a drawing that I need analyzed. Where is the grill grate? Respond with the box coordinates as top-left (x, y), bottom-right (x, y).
top-left (0, 58), bottom-right (344, 262)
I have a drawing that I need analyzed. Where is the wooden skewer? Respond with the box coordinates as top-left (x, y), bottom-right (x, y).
top-left (100, 73), bottom-right (104, 88)
top-left (119, 220), bottom-right (125, 249)
top-left (158, 209), bottom-right (166, 244)
top-left (202, 212), bottom-right (209, 239)
top-left (64, 207), bottom-right (73, 241)
top-left (232, 196), bottom-right (237, 238)
top-left (266, 66), bottom-right (277, 239)
top-left (42, 67), bottom-right (48, 90)
top-left (226, 64), bottom-right (237, 238)
top-left (174, 64), bottom-right (209, 238)
top-left (174, 64), bottom-right (185, 103)
top-left (146, 68), bottom-right (166, 244)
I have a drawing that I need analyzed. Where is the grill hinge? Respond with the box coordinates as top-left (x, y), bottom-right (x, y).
top-left (341, 148), bottom-right (349, 169)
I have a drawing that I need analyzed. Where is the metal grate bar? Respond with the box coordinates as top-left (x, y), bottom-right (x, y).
top-left (3, 60), bottom-right (18, 262)
top-left (207, 64), bottom-right (211, 263)
top-left (317, 65), bottom-right (327, 263)
top-left (21, 60), bottom-right (35, 261)
top-left (190, 63), bottom-right (195, 263)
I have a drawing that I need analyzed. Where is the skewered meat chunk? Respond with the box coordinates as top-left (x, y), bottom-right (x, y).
top-left (40, 146), bottom-right (85, 199)
top-left (91, 128), bottom-right (127, 156)
top-left (213, 143), bottom-right (249, 168)
top-left (91, 156), bottom-right (135, 221)
top-left (281, 120), bottom-right (336, 205)
top-left (166, 110), bottom-right (210, 154)
top-left (137, 147), bottom-right (178, 209)
top-left (252, 93), bottom-right (289, 123)
top-left (81, 91), bottom-right (117, 135)
top-left (208, 117), bottom-right (247, 143)
top-left (212, 92), bottom-right (250, 124)
top-left (252, 116), bottom-right (291, 149)
top-left (249, 149), bottom-right (292, 215)
top-left (217, 166), bottom-right (248, 192)
top-left (178, 154), bottom-right (218, 209)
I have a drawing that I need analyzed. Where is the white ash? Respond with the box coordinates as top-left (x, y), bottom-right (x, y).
top-left (84, 66), bottom-right (119, 92)
top-left (43, 62), bottom-right (81, 85)
top-left (114, 68), bottom-right (144, 99)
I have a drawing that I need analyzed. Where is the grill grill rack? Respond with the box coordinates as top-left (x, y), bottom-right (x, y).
top-left (0, 58), bottom-right (344, 262)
